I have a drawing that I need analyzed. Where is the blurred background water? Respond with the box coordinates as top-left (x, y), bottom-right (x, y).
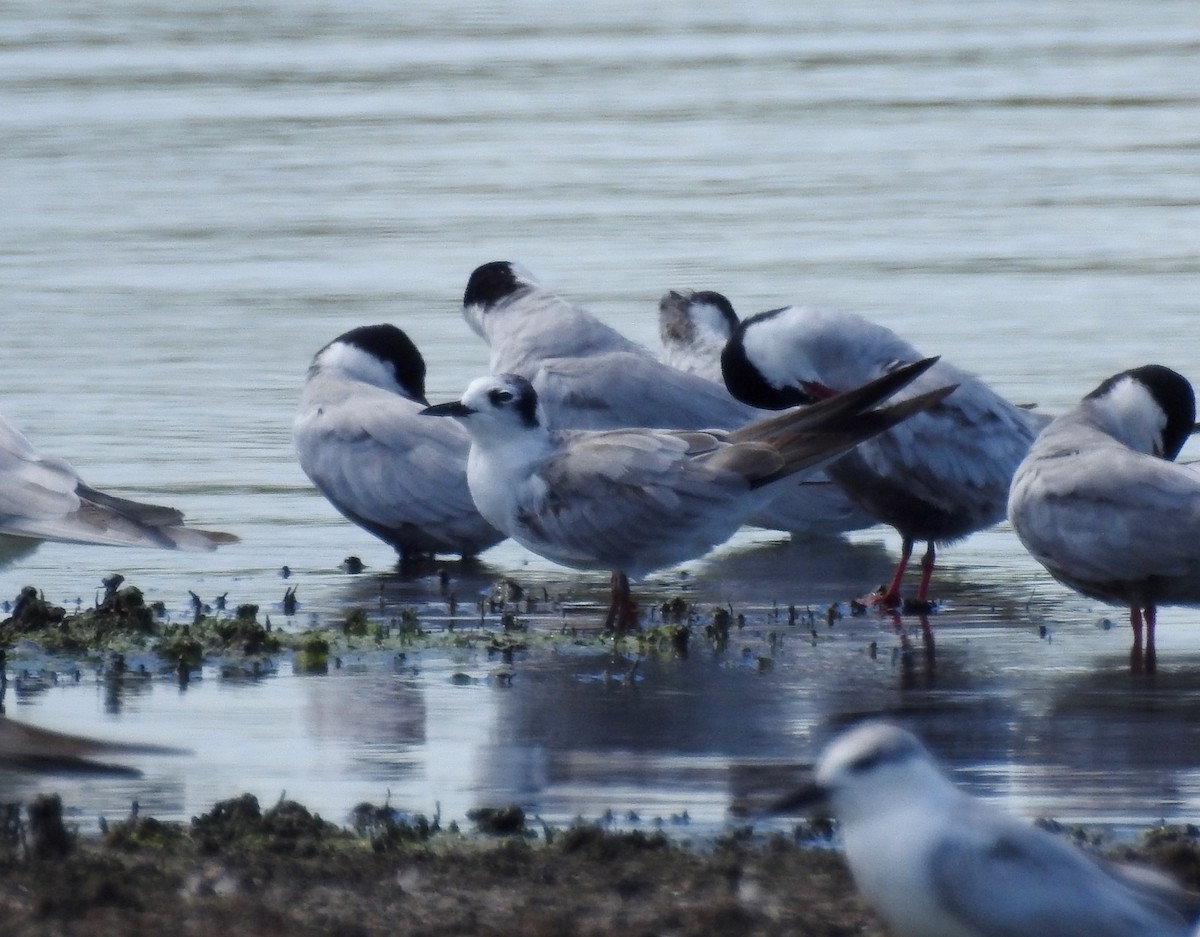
top-left (1, 0), bottom-right (1199, 835)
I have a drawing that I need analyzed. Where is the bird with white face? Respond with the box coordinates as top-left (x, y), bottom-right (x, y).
top-left (461, 261), bottom-right (875, 538)
top-left (294, 324), bottom-right (504, 564)
top-left (1008, 364), bottom-right (1198, 670)
top-left (422, 359), bottom-right (953, 631)
top-left (0, 414), bottom-right (236, 553)
top-left (720, 302), bottom-right (1047, 609)
top-left (775, 721), bottom-right (1198, 937)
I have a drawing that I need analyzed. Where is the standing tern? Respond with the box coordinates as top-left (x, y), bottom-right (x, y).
top-left (294, 324), bottom-right (504, 563)
top-left (462, 261), bottom-right (874, 537)
top-left (774, 721), bottom-right (1198, 937)
top-left (0, 414), bottom-right (236, 551)
top-left (720, 302), bottom-right (1047, 609)
top-left (422, 358), bottom-right (954, 631)
top-left (1008, 364), bottom-right (1197, 670)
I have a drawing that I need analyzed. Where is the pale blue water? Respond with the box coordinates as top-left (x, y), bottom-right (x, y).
top-left (1, 0), bottom-right (1200, 834)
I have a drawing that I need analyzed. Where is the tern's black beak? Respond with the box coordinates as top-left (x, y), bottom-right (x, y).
top-left (420, 401), bottom-right (475, 418)
top-left (765, 780), bottom-right (828, 815)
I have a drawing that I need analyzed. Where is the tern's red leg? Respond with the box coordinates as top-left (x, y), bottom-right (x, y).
top-left (916, 542), bottom-right (937, 602)
top-left (877, 538), bottom-right (914, 607)
top-left (1130, 606), bottom-right (1144, 650)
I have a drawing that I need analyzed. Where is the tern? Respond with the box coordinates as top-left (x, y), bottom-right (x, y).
top-left (774, 721), bottom-right (1198, 937)
top-left (422, 358), bottom-right (954, 631)
top-left (462, 262), bottom-right (875, 537)
top-left (294, 324), bottom-right (504, 563)
top-left (659, 288), bottom-right (877, 535)
top-left (658, 288), bottom-right (740, 380)
top-left (463, 260), bottom-right (755, 430)
top-left (720, 302), bottom-right (1047, 609)
top-left (1008, 364), bottom-right (1197, 670)
top-left (0, 414), bottom-right (236, 551)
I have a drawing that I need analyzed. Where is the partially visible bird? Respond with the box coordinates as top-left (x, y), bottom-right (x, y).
top-left (462, 261), bottom-right (755, 431)
top-left (1008, 364), bottom-right (1198, 670)
top-left (658, 288), bottom-right (740, 380)
top-left (773, 721), bottom-right (1198, 937)
top-left (658, 288), bottom-right (877, 536)
top-left (461, 261), bottom-right (875, 537)
top-left (293, 324), bottom-right (504, 564)
top-left (0, 716), bottom-right (187, 776)
top-left (0, 414), bottom-right (237, 551)
top-left (422, 358), bottom-right (953, 631)
top-left (720, 302), bottom-right (1047, 609)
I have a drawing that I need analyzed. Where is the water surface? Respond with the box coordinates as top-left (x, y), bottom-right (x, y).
top-left (1, 0), bottom-right (1200, 834)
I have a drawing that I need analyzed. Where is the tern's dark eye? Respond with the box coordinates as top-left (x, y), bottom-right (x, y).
top-left (488, 389), bottom-right (514, 406)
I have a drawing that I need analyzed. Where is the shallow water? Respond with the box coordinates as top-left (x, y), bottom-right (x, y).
top-left (2, 0), bottom-right (1200, 834)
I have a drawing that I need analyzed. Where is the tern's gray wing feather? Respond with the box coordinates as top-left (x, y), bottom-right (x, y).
top-left (848, 362), bottom-right (1040, 521)
top-left (1010, 429), bottom-right (1200, 590)
top-left (530, 353), bottom-right (760, 431)
top-left (0, 413), bottom-right (233, 550)
top-left (295, 379), bottom-right (502, 554)
top-left (930, 811), bottom-right (1192, 937)
top-left (511, 429), bottom-right (767, 573)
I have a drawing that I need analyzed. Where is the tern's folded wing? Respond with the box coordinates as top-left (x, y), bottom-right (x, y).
top-left (930, 810), bottom-right (1192, 937)
top-left (530, 352), bottom-right (760, 431)
top-left (295, 385), bottom-right (493, 538)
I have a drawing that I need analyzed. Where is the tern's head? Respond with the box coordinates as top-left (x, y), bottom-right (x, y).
top-left (310, 324), bottom-right (427, 404)
top-left (1084, 364), bottom-right (1195, 460)
top-left (462, 261), bottom-right (542, 338)
top-left (722, 306), bottom-right (921, 412)
top-left (783, 722), bottom-right (951, 826)
top-left (659, 289), bottom-right (740, 350)
top-left (421, 373), bottom-right (544, 444)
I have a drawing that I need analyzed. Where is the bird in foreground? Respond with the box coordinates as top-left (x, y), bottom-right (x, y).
top-left (1008, 364), bottom-right (1197, 671)
top-left (659, 288), bottom-right (877, 536)
top-left (294, 324), bottom-right (504, 564)
top-left (720, 301), bottom-right (1047, 609)
top-left (461, 261), bottom-right (874, 537)
top-left (0, 414), bottom-right (236, 551)
top-left (773, 721), bottom-right (1198, 937)
top-left (422, 358), bottom-right (954, 631)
